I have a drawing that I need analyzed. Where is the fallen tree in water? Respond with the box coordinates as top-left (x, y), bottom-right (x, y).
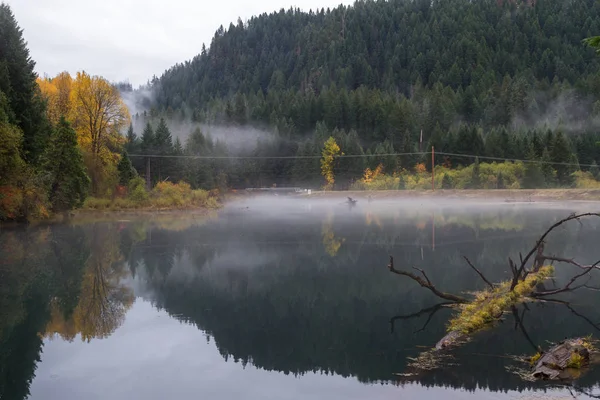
top-left (388, 212), bottom-right (600, 379)
top-left (529, 337), bottom-right (597, 380)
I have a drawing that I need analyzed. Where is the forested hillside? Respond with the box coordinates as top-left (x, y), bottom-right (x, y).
top-left (130, 0), bottom-right (600, 190)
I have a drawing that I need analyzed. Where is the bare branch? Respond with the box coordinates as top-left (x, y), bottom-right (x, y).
top-left (388, 256), bottom-right (468, 303)
top-left (463, 256), bottom-right (494, 289)
top-left (532, 261), bottom-right (600, 297)
top-left (540, 255), bottom-right (600, 271)
top-left (518, 213), bottom-right (600, 279)
top-left (412, 266), bottom-right (432, 286)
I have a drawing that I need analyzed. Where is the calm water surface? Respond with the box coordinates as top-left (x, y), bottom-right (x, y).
top-left (2, 197), bottom-right (600, 399)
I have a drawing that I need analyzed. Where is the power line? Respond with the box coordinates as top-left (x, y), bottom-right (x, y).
top-left (127, 152), bottom-right (428, 160)
top-left (128, 151), bottom-right (596, 168)
top-left (436, 152), bottom-right (597, 168)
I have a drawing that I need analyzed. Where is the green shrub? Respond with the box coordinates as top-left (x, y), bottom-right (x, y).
top-left (128, 177), bottom-right (149, 203)
top-left (82, 197), bottom-right (111, 210)
top-left (573, 171), bottom-right (600, 188)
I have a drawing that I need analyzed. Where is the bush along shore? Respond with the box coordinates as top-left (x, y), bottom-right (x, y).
top-left (81, 178), bottom-right (221, 212)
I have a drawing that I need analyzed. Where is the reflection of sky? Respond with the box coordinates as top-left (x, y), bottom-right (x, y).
top-left (29, 300), bottom-right (573, 400)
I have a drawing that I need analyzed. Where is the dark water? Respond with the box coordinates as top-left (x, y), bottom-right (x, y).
top-left (2, 197), bottom-right (600, 400)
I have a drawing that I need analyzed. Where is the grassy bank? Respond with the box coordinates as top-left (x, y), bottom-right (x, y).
top-left (82, 179), bottom-right (221, 212)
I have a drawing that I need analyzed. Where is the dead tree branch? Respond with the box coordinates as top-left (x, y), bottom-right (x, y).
top-left (515, 213), bottom-right (600, 286)
top-left (532, 259), bottom-right (600, 297)
top-left (387, 256), bottom-right (468, 303)
top-left (463, 256), bottom-right (494, 289)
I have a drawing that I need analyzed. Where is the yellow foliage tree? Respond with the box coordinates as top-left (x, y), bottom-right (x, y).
top-left (363, 163), bottom-right (384, 183)
top-left (38, 71), bottom-right (130, 195)
top-left (70, 71), bottom-right (130, 194)
top-left (37, 72), bottom-right (73, 125)
top-left (320, 136), bottom-right (341, 190)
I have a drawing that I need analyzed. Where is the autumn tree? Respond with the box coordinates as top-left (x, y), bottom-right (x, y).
top-left (41, 117), bottom-right (89, 212)
top-left (70, 71), bottom-right (130, 194)
top-left (321, 136), bottom-right (341, 190)
top-left (37, 71), bottom-right (73, 125)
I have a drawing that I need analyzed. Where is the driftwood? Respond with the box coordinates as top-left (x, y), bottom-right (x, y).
top-left (531, 338), bottom-right (592, 380)
top-left (387, 256), bottom-right (468, 303)
top-left (388, 212), bottom-right (600, 380)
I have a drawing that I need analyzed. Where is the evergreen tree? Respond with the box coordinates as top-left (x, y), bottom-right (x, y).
top-left (125, 123), bottom-right (138, 152)
top-left (117, 150), bottom-right (136, 186)
top-left (0, 3), bottom-right (50, 162)
top-left (41, 117), bottom-right (89, 211)
top-left (551, 132), bottom-right (574, 186)
top-left (469, 157), bottom-right (481, 189)
top-left (140, 122), bottom-right (155, 189)
top-left (541, 147), bottom-right (556, 187)
top-left (523, 148), bottom-right (545, 189)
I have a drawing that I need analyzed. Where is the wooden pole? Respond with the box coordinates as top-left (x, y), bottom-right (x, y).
top-left (431, 146), bottom-right (435, 191)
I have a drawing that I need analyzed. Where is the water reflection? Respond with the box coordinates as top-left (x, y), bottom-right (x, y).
top-left (2, 199), bottom-right (600, 399)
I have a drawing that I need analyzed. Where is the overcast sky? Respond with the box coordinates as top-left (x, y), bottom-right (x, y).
top-left (7, 0), bottom-right (354, 87)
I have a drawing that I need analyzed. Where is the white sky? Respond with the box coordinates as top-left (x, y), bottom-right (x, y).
top-left (7, 0), bottom-right (354, 87)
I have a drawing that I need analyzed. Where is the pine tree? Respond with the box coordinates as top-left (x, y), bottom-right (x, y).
top-left (42, 117), bottom-right (89, 212)
top-left (153, 117), bottom-right (174, 181)
top-left (0, 3), bottom-right (50, 162)
top-left (154, 117), bottom-right (173, 154)
top-left (469, 157), bottom-right (481, 189)
top-left (117, 150), bottom-right (136, 186)
top-left (551, 132), bottom-right (574, 186)
top-left (125, 123), bottom-right (138, 152)
top-left (140, 122), bottom-right (155, 189)
top-left (523, 148), bottom-right (545, 189)
top-left (541, 147), bottom-right (556, 187)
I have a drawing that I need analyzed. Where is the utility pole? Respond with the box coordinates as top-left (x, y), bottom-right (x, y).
top-left (431, 146), bottom-right (435, 191)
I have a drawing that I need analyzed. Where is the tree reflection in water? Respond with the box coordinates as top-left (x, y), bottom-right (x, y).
top-left (46, 224), bottom-right (134, 342)
top-left (3, 204), bottom-right (600, 399)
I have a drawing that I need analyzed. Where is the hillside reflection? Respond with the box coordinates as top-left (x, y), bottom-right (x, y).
top-left (3, 200), bottom-right (600, 399)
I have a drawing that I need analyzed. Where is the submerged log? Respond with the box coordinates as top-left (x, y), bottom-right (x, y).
top-left (531, 338), bottom-right (592, 380)
top-left (435, 330), bottom-right (466, 350)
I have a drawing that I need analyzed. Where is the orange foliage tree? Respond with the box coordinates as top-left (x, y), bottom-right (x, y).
top-left (38, 71), bottom-right (130, 195)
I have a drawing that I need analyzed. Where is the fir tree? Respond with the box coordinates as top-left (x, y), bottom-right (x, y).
top-left (117, 150), bottom-right (137, 186)
top-left (551, 132), bottom-right (574, 186)
top-left (42, 117), bottom-right (89, 212)
top-left (523, 149), bottom-right (545, 189)
top-left (469, 157), bottom-right (481, 189)
top-left (0, 3), bottom-right (50, 162)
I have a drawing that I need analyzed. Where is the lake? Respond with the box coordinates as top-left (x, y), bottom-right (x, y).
top-left (2, 196), bottom-right (600, 400)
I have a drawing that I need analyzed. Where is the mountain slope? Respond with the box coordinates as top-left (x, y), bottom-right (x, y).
top-left (152, 0), bottom-right (600, 137)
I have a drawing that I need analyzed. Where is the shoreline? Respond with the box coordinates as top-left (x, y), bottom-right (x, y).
top-left (299, 189), bottom-right (600, 202)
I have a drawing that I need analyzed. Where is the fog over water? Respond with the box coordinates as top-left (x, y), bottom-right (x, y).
top-left (3, 196), bottom-right (600, 399)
